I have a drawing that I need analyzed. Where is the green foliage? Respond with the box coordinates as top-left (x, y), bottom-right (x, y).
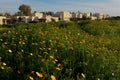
top-left (0, 21), bottom-right (120, 80)
top-left (19, 4), bottom-right (31, 16)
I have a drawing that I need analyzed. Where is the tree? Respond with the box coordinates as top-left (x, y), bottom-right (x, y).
top-left (4, 12), bottom-right (11, 18)
top-left (19, 4), bottom-right (31, 16)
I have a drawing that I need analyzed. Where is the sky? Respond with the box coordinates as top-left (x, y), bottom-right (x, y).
top-left (0, 0), bottom-right (120, 16)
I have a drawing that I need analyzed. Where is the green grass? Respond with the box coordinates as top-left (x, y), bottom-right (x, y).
top-left (0, 21), bottom-right (120, 80)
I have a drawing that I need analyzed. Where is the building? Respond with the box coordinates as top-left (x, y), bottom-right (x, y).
top-left (55, 12), bottom-right (72, 21)
top-left (93, 13), bottom-right (105, 19)
top-left (51, 17), bottom-right (59, 22)
top-left (32, 12), bottom-right (44, 19)
top-left (45, 15), bottom-right (59, 22)
top-left (14, 16), bottom-right (31, 23)
top-left (91, 16), bottom-right (97, 20)
top-left (0, 16), bottom-right (7, 25)
top-left (71, 12), bottom-right (77, 18)
top-left (83, 13), bottom-right (91, 18)
top-left (45, 15), bottom-right (52, 22)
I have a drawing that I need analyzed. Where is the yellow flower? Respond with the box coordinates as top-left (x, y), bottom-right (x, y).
top-left (81, 73), bottom-right (86, 78)
top-left (8, 49), bottom-right (12, 53)
top-left (48, 48), bottom-right (51, 50)
top-left (77, 33), bottom-right (80, 35)
top-left (97, 78), bottom-right (100, 80)
top-left (29, 53), bottom-right (33, 56)
top-left (2, 63), bottom-right (6, 66)
top-left (56, 67), bottom-right (61, 71)
top-left (4, 42), bottom-right (8, 44)
top-left (1, 66), bottom-right (5, 70)
top-left (43, 52), bottom-right (48, 54)
top-left (0, 39), bottom-right (3, 41)
top-left (36, 72), bottom-right (43, 78)
top-left (57, 63), bottom-right (61, 67)
top-left (55, 59), bottom-right (58, 62)
top-left (29, 76), bottom-right (34, 80)
top-left (31, 71), bottom-right (35, 74)
top-left (19, 41), bottom-right (25, 45)
top-left (41, 58), bottom-right (46, 62)
top-left (50, 56), bottom-right (54, 59)
top-left (51, 75), bottom-right (56, 80)
top-left (49, 40), bottom-right (52, 42)
top-left (21, 49), bottom-right (24, 52)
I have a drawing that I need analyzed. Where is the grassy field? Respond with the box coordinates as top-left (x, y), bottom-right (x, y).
top-left (0, 20), bottom-right (120, 80)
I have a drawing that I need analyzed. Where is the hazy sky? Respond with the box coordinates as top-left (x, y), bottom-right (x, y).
top-left (0, 0), bottom-right (120, 16)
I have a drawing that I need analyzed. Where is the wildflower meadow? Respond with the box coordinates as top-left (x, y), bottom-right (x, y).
top-left (0, 20), bottom-right (120, 80)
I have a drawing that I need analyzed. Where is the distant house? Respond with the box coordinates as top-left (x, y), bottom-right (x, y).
top-left (0, 16), bottom-right (7, 25)
top-left (51, 17), bottom-right (59, 22)
top-left (91, 16), bottom-right (97, 20)
top-left (45, 15), bottom-right (59, 22)
top-left (93, 13), bottom-right (105, 19)
top-left (32, 12), bottom-right (44, 19)
top-left (14, 16), bottom-right (30, 23)
top-left (45, 15), bottom-right (52, 22)
top-left (30, 12), bottom-right (46, 22)
top-left (55, 12), bottom-right (72, 21)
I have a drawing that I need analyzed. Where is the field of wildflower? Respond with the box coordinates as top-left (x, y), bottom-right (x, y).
top-left (0, 20), bottom-right (120, 80)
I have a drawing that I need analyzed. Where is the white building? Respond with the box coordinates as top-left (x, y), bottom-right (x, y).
top-left (51, 17), bottom-right (59, 22)
top-left (91, 16), bottom-right (97, 20)
top-left (33, 12), bottom-right (44, 19)
top-left (14, 16), bottom-right (31, 23)
top-left (45, 15), bottom-right (52, 22)
top-left (45, 15), bottom-right (59, 22)
top-left (93, 13), bottom-right (104, 19)
top-left (83, 13), bottom-right (91, 18)
top-left (55, 12), bottom-right (72, 21)
top-left (0, 16), bottom-right (7, 25)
